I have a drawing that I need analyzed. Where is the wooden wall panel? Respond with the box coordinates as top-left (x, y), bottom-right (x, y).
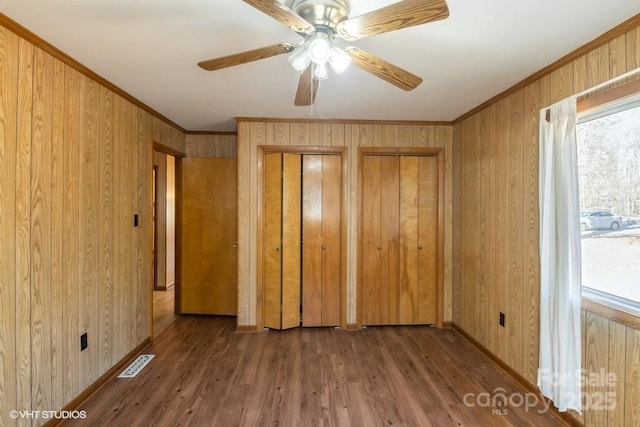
top-left (98, 86), bottom-right (114, 376)
top-left (137, 110), bottom-right (153, 343)
top-left (50, 55), bottom-right (65, 413)
top-left (16, 36), bottom-right (33, 422)
top-left (80, 76), bottom-right (100, 390)
top-left (523, 79), bottom-right (541, 385)
top-left (236, 124), bottom-right (251, 327)
top-left (608, 320), bottom-right (626, 426)
top-left (237, 120), bottom-right (453, 329)
top-left (574, 313), bottom-right (640, 425)
top-left (506, 89), bottom-right (524, 373)
top-left (0, 21), bottom-right (184, 425)
top-left (627, 27), bottom-right (640, 74)
top-left (62, 64), bottom-right (82, 406)
top-left (584, 312), bottom-right (609, 426)
top-left (31, 46), bottom-right (53, 416)
top-left (184, 134), bottom-right (237, 158)
top-left (609, 35), bottom-right (627, 80)
top-left (116, 95), bottom-right (135, 360)
top-left (0, 26), bottom-right (19, 426)
top-left (452, 20), bottom-right (640, 426)
top-left (626, 328), bottom-right (640, 426)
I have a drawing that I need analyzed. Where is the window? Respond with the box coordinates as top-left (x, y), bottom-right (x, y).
top-left (577, 91), bottom-right (640, 310)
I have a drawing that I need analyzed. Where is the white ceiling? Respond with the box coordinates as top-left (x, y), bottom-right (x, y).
top-left (1, 0), bottom-right (639, 131)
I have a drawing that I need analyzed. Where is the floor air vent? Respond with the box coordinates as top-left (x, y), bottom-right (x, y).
top-left (118, 354), bottom-right (155, 378)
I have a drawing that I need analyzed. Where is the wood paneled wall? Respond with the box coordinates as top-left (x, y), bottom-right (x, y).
top-left (452, 20), bottom-right (640, 425)
top-left (185, 134), bottom-right (237, 158)
top-left (581, 310), bottom-right (640, 426)
top-left (236, 120), bottom-right (453, 328)
top-left (0, 23), bottom-right (184, 426)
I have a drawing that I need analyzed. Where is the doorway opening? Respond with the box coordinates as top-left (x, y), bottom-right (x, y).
top-left (152, 150), bottom-right (177, 337)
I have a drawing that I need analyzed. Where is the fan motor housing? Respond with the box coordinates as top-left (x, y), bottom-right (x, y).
top-left (290, 0), bottom-right (350, 28)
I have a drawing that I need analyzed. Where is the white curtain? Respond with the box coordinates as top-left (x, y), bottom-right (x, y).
top-left (537, 97), bottom-right (582, 413)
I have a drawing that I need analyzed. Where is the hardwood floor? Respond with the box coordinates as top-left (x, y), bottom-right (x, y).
top-left (65, 317), bottom-right (567, 426)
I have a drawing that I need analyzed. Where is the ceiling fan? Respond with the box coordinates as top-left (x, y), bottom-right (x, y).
top-left (197, 0), bottom-right (449, 106)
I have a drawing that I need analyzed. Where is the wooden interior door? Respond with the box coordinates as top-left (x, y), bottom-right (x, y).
top-left (181, 158), bottom-right (237, 315)
top-left (263, 152), bottom-right (342, 329)
top-left (263, 153), bottom-right (283, 329)
top-left (263, 153), bottom-right (302, 330)
top-left (361, 154), bottom-right (438, 325)
top-left (362, 155), bottom-right (400, 325)
top-left (302, 154), bottom-right (341, 327)
top-left (361, 156), bottom-right (382, 325)
top-left (417, 156), bottom-right (438, 324)
top-left (281, 154), bottom-right (302, 329)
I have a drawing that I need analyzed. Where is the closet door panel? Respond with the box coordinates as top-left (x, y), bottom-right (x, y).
top-left (380, 156), bottom-right (400, 324)
top-left (399, 156), bottom-right (419, 324)
top-left (264, 153), bottom-right (283, 329)
top-left (321, 155), bottom-right (341, 326)
top-left (302, 155), bottom-right (323, 326)
top-left (282, 153), bottom-right (302, 329)
top-left (361, 156), bottom-right (382, 325)
top-left (418, 156), bottom-right (438, 324)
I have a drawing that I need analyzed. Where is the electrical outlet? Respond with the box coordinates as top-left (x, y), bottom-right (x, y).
top-left (499, 312), bottom-right (505, 327)
top-left (80, 333), bottom-right (88, 351)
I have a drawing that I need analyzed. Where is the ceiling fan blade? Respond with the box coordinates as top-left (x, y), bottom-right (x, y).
top-left (345, 47), bottom-right (422, 91)
top-left (198, 43), bottom-right (295, 71)
top-left (337, 0), bottom-right (449, 41)
top-left (243, 0), bottom-right (315, 34)
top-left (294, 67), bottom-right (318, 106)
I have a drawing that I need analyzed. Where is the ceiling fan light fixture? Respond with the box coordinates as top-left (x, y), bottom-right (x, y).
top-left (288, 44), bottom-right (311, 73)
top-left (328, 46), bottom-right (350, 74)
top-left (308, 32), bottom-right (331, 65)
top-left (313, 62), bottom-right (329, 80)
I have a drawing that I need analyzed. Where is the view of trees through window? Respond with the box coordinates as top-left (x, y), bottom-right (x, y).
top-left (577, 100), bottom-right (640, 304)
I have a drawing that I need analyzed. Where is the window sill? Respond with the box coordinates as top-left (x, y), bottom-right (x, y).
top-left (582, 293), bottom-right (640, 331)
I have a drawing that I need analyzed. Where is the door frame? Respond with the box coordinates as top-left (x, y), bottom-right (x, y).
top-left (357, 147), bottom-right (445, 328)
top-left (151, 143), bottom-right (185, 330)
top-left (256, 145), bottom-right (348, 330)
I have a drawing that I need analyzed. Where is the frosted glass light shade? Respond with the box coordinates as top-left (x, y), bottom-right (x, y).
top-left (313, 62), bottom-right (329, 80)
top-left (308, 33), bottom-right (331, 65)
top-left (329, 47), bottom-right (351, 74)
top-left (288, 45), bottom-right (311, 73)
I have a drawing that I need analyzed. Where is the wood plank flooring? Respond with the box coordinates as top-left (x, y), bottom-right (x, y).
top-left (65, 317), bottom-right (566, 426)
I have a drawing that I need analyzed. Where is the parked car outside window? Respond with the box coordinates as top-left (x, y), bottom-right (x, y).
top-left (580, 210), bottom-right (623, 231)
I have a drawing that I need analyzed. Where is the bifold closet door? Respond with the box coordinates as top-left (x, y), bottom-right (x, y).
top-left (362, 155), bottom-right (399, 325)
top-left (361, 155), bottom-right (438, 325)
top-left (302, 155), bottom-right (341, 327)
top-left (263, 153), bottom-right (301, 330)
top-left (400, 156), bottom-right (438, 324)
